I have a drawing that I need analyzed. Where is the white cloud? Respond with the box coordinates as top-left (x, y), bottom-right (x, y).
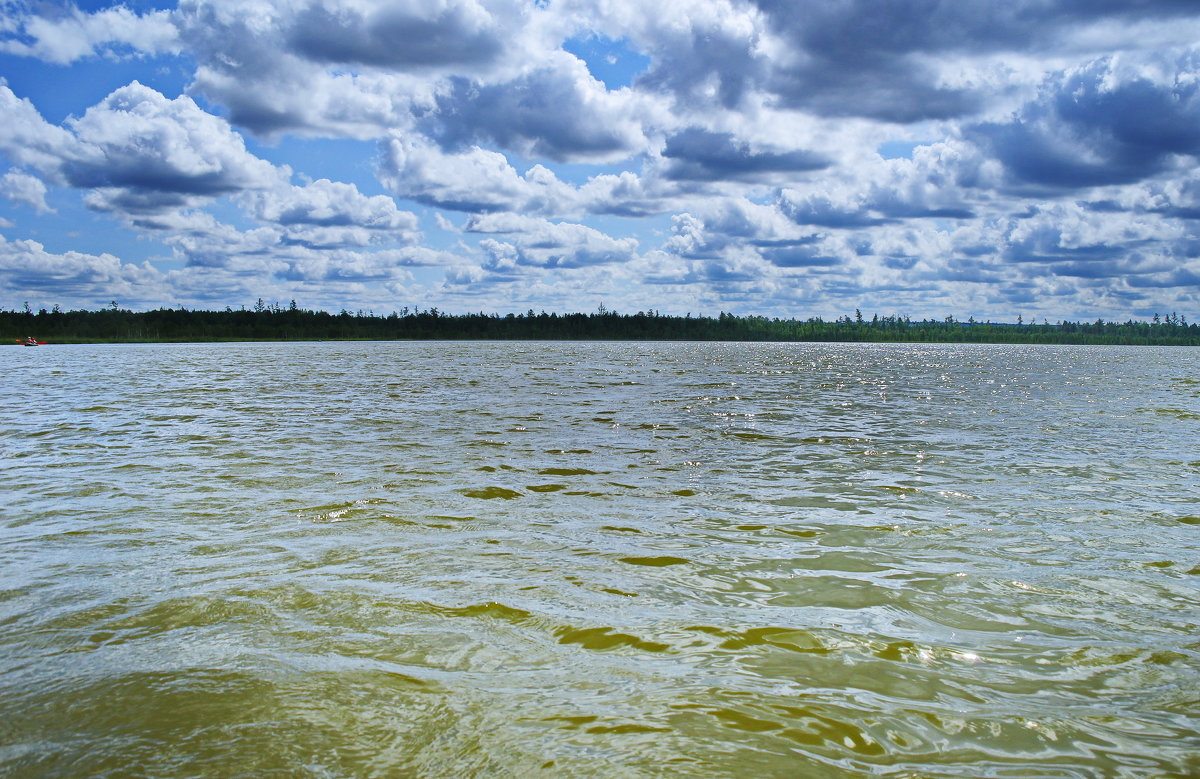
top-left (0, 233), bottom-right (168, 305)
top-left (67, 83), bottom-right (284, 202)
top-left (0, 84), bottom-right (84, 174)
top-left (174, 0), bottom-right (541, 138)
top-left (969, 46), bottom-right (1200, 191)
top-left (283, 0), bottom-right (509, 71)
top-left (0, 5), bottom-right (178, 64)
top-left (190, 59), bottom-right (433, 140)
top-left (427, 53), bottom-right (647, 162)
top-left (246, 178), bottom-right (416, 231)
top-left (577, 170), bottom-right (685, 217)
top-left (1, 171), bottom-right (53, 213)
top-left (464, 212), bottom-right (639, 267)
top-left (1, 80), bottom-right (288, 222)
top-left (377, 135), bottom-right (576, 214)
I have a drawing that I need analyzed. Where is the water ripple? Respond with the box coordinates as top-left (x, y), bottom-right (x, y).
top-left (2, 342), bottom-right (1198, 776)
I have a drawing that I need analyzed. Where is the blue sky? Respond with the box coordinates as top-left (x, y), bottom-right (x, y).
top-left (2, 0), bottom-right (1199, 321)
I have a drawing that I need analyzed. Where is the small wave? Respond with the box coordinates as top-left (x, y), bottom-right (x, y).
top-left (618, 556), bottom-right (691, 567)
top-left (1137, 406), bottom-right (1200, 419)
top-left (724, 431), bottom-right (779, 441)
top-left (458, 486), bottom-right (522, 500)
top-left (526, 483), bottom-right (566, 493)
top-left (585, 722), bottom-right (671, 735)
top-left (301, 498), bottom-right (389, 522)
top-left (709, 626), bottom-right (832, 654)
top-left (430, 601), bottom-right (533, 623)
top-left (554, 626), bottom-right (670, 653)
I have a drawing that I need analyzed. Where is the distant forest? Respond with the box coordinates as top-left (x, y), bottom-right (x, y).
top-left (4, 302), bottom-right (1199, 346)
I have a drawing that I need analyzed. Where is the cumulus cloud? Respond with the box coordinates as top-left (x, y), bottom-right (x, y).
top-left (157, 211), bottom-right (435, 293)
top-left (0, 4), bottom-right (178, 64)
top-left (1, 80), bottom-right (293, 226)
top-left (174, 0), bottom-right (539, 138)
top-left (578, 171), bottom-right (685, 217)
top-left (64, 83), bottom-right (284, 204)
top-left (1, 171), bottom-right (53, 213)
top-left (197, 65), bottom-right (430, 140)
top-left (748, 0), bottom-right (1007, 122)
top-left (1000, 202), bottom-right (1184, 266)
top-left (1088, 173), bottom-right (1200, 221)
top-left (428, 57), bottom-right (646, 162)
top-left (377, 135), bottom-right (576, 214)
top-left (627, 0), bottom-right (764, 111)
top-left (0, 77), bottom-right (433, 309)
top-left (176, 1), bottom-right (412, 137)
top-left (661, 128), bottom-right (828, 182)
top-left (0, 233), bottom-right (167, 304)
top-left (776, 140), bottom-right (988, 228)
top-left (162, 216), bottom-right (283, 269)
top-left (463, 212), bottom-right (639, 267)
top-left (598, 0), bottom-right (1200, 130)
top-left (651, 154), bottom-right (1200, 319)
top-left (286, 0), bottom-right (505, 70)
top-left (175, 1), bottom-right (656, 160)
top-left (278, 246), bottom-right (431, 283)
top-left (0, 84), bottom-right (83, 173)
top-left (662, 204), bottom-right (864, 283)
top-left (970, 47), bottom-right (1200, 190)
top-left (700, 197), bottom-right (809, 242)
top-left (244, 178), bottom-right (419, 250)
top-left (662, 212), bottom-right (728, 260)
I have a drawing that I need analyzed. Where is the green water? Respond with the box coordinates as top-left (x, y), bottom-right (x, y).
top-left (2, 342), bottom-right (1198, 777)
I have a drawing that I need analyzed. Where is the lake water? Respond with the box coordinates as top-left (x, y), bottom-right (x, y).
top-left (2, 341), bottom-right (1198, 777)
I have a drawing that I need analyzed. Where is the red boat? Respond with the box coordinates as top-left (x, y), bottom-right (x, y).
top-left (16, 337), bottom-right (45, 346)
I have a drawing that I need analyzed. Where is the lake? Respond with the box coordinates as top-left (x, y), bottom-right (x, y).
top-left (2, 341), bottom-right (1198, 777)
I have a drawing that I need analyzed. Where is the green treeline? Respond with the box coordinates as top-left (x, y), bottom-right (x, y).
top-left (4, 303), bottom-right (1199, 345)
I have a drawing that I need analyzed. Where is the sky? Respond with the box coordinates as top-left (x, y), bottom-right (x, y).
top-left (1, 1), bottom-right (1199, 321)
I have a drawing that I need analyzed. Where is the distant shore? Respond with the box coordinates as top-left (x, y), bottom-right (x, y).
top-left (5, 306), bottom-right (1198, 346)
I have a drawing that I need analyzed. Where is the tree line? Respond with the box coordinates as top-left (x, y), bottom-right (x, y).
top-left (4, 302), bottom-right (1199, 346)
